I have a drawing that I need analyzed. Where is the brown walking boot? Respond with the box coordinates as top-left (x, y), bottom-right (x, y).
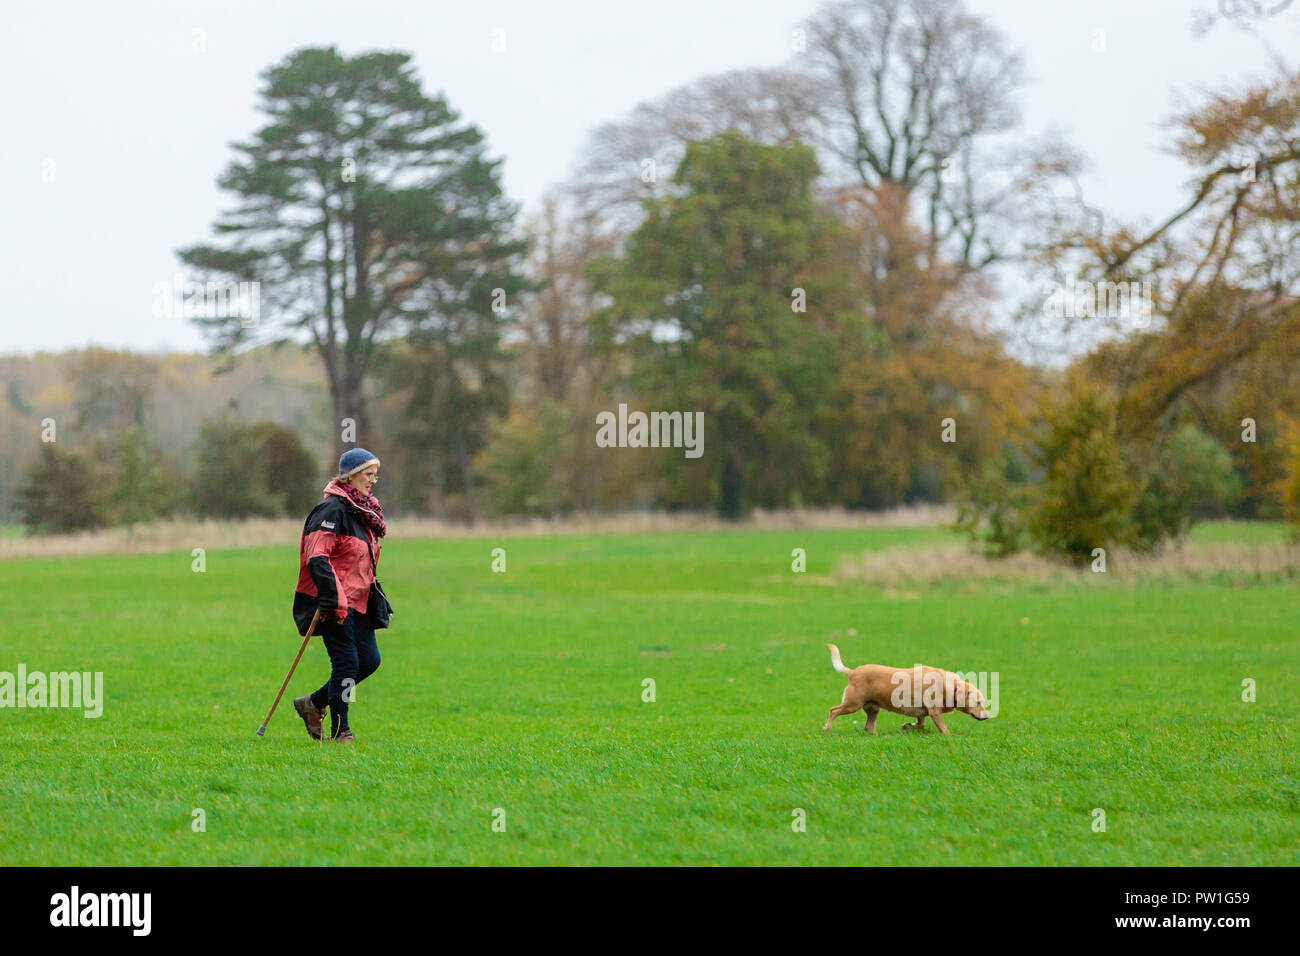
top-left (293, 695), bottom-right (324, 740)
top-left (331, 729), bottom-right (355, 744)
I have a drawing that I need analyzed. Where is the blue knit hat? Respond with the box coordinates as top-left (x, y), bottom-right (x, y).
top-left (338, 448), bottom-right (380, 479)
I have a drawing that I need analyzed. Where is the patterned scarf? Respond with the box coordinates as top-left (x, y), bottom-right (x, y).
top-left (325, 479), bottom-right (387, 540)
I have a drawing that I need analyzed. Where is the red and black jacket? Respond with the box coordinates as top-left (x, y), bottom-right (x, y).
top-left (292, 482), bottom-right (383, 636)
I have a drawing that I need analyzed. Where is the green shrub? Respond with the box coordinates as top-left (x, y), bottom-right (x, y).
top-left (16, 444), bottom-right (110, 535)
top-left (1127, 425), bottom-right (1242, 552)
top-left (951, 445), bottom-right (1030, 558)
top-left (1278, 416), bottom-right (1300, 536)
top-left (474, 398), bottom-right (573, 517)
top-left (955, 399), bottom-right (1247, 563)
top-left (1125, 470), bottom-right (1184, 552)
top-left (1161, 424), bottom-right (1242, 519)
top-left (248, 421), bottom-right (319, 516)
top-left (1023, 383), bottom-right (1138, 566)
top-left (191, 417), bottom-right (317, 519)
top-left (104, 426), bottom-right (188, 529)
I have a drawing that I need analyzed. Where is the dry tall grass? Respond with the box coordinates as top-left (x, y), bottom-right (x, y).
top-left (836, 538), bottom-right (1300, 588)
top-left (0, 505), bottom-right (955, 560)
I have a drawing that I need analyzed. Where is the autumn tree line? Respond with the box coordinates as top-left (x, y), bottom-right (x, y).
top-left (14, 0), bottom-right (1300, 564)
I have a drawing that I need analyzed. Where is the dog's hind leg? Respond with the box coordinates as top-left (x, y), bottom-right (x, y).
top-left (822, 686), bottom-right (862, 732)
top-left (901, 714), bottom-right (926, 731)
top-left (863, 705), bottom-right (879, 734)
top-left (823, 705), bottom-right (850, 731)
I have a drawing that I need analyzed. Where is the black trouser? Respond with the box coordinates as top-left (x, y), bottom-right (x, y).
top-left (309, 608), bottom-right (380, 736)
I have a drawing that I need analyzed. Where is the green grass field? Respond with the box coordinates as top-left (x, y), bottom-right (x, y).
top-left (1, 523), bottom-right (1296, 865)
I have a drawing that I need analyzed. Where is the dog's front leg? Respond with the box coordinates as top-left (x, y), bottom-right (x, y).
top-left (927, 709), bottom-right (950, 735)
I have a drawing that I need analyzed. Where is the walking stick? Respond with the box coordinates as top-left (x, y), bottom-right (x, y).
top-left (256, 608), bottom-right (323, 737)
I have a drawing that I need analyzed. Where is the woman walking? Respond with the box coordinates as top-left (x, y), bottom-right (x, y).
top-left (291, 448), bottom-right (393, 743)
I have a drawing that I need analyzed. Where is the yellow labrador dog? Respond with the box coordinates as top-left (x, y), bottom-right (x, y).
top-left (823, 643), bottom-right (991, 735)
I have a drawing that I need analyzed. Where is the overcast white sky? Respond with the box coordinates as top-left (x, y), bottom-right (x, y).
top-left (1, 0), bottom-right (1293, 356)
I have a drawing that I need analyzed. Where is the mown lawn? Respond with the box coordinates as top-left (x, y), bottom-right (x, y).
top-left (1, 523), bottom-right (1296, 865)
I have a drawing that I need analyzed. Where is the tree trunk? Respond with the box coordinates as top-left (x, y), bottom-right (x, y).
top-left (719, 440), bottom-right (745, 520)
top-left (325, 358), bottom-right (371, 453)
top-left (456, 429), bottom-right (479, 522)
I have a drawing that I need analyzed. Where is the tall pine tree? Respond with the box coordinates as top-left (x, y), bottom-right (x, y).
top-left (180, 47), bottom-right (526, 453)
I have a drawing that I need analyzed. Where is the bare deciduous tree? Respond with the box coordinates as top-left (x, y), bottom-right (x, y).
top-left (516, 191), bottom-right (618, 405)
top-left (564, 65), bottom-right (830, 238)
top-left (1191, 0), bottom-right (1295, 37)
top-left (565, 1), bottom-right (1080, 276)
top-left (801, 0), bottom-right (1069, 271)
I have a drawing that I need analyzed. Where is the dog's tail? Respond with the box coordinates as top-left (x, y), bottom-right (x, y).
top-left (827, 643), bottom-right (852, 675)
